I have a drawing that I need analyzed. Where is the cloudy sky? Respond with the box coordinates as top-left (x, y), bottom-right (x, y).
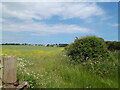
top-left (1, 2), bottom-right (118, 44)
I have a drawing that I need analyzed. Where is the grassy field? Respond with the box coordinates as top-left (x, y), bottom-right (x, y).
top-left (1, 45), bottom-right (118, 88)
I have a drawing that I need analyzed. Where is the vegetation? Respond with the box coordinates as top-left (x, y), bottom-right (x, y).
top-left (106, 41), bottom-right (120, 51)
top-left (65, 36), bottom-right (118, 78)
top-left (65, 36), bottom-right (111, 63)
top-left (1, 43), bottom-right (68, 47)
top-left (2, 41), bottom-right (120, 51)
top-left (1, 43), bottom-right (118, 88)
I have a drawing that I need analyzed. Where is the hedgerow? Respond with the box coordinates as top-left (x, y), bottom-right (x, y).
top-left (65, 36), bottom-right (111, 63)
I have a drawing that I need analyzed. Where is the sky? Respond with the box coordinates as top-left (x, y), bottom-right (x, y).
top-left (0, 2), bottom-right (119, 44)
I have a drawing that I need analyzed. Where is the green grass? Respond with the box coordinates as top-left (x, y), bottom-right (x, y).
top-left (2, 45), bottom-right (61, 53)
top-left (1, 45), bottom-right (118, 88)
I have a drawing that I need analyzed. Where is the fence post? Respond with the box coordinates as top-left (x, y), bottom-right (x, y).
top-left (3, 56), bottom-right (16, 88)
top-left (0, 57), bottom-right (3, 88)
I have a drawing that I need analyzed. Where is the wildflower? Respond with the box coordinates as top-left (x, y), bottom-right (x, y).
top-left (90, 63), bottom-right (93, 65)
top-left (41, 75), bottom-right (43, 77)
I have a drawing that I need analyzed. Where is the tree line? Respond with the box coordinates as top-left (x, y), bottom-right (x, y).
top-left (1, 43), bottom-right (69, 47)
top-left (1, 41), bottom-right (120, 50)
top-left (105, 41), bottom-right (120, 51)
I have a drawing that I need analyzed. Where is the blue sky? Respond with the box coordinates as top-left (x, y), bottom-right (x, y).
top-left (1, 2), bottom-right (119, 44)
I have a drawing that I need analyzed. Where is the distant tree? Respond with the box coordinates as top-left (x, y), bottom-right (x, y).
top-left (58, 44), bottom-right (68, 47)
top-left (105, 41), bottom-right (120, 51)
top-left (47, 44), bottom-right (50, 47)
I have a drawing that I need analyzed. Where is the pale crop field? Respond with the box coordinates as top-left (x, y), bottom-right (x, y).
top-left (1, 45), bottom-right (118, 88)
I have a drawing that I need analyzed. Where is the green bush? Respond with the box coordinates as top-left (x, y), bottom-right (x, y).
top-left (65, 36), bottom-right (111, 62)
top-left (105, 41), bottom-right (120, 51)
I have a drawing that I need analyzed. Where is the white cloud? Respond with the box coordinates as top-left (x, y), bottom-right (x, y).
top-left (1, 0), bottom-right (119, 2)
top-left (2, 2), bottom-right (105, 21)
top-left (2, 21), bottom-right (93, 36)
top-left (111, 24), bottom-right (120, 27)
top-left (0, 3), bottom-right (2, 44)
top-left (1, 2), bottom-right (105, 36)
top-left (107, 23), bottom-right (120, 27)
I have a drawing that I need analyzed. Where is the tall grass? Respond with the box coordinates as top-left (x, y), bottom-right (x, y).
top-left (2, 45), bottom-right (118, 88)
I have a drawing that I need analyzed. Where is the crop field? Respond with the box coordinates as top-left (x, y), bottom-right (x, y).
top-left (1, 45), bottom-right (118, 88)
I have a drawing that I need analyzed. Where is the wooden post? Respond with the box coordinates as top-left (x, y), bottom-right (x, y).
top-left (0, 57), bottom-right (3, 88)
top-left (3, 56), bottom-right (16, 88)
top-left (0, 55), bottom-right (29, 89)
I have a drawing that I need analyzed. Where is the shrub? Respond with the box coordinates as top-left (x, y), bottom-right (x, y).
top-left (105, 41), bottom-right (120, 51)
top-left (65, 36), bottom-right (111, 63)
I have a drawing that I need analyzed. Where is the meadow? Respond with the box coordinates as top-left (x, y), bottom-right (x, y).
top-left (1, 45), bottom-right (118, 88)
